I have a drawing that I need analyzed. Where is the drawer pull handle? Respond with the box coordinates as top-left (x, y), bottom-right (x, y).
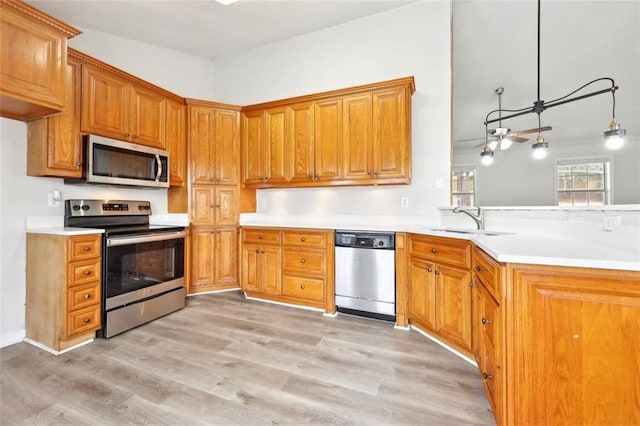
top-left (84, 270), bottom-right (91, 276)
top-left (84, 246), bottom-right (91, 251)
top-left (475, 266), bottom-right (483, 272)
top-left (482, 372), bottom-right (493, 380)
top-left (258, 235), bottom-right (264, 239)
top-left (300, 237), bottom-right (306, 242)
top-left (84, 294), bottom-right (91, 299)
top-left (300, 284), bottom-right (305, 289)
top-left (83, 318), bottom-right (91, 323)
top-left (481, 317), bottom-right (492, 325)
top-left (431, 248), bottom-right (437, 253)
top-left (300, 259), bottom-right (306, 264)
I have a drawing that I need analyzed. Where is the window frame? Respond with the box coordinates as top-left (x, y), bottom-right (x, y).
top-left (554, 157), bottom-right (613, 206)
top-left (451, 165), bottom-right (477, 207)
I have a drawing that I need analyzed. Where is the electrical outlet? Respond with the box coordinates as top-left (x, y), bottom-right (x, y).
top-left (603, 215), bottom-right (621, 231)
top-left (400, 197), bottom-right (409, 208)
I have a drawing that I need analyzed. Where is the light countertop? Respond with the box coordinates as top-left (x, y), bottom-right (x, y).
top-left (240, 213), bottom-right (640, 272)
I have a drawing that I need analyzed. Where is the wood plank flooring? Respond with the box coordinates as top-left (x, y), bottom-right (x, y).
top-left (1, 291), bottom-right (495, 425)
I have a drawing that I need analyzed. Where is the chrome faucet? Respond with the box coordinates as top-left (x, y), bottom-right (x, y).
top-left (452, 206), bottom-right (483, 230)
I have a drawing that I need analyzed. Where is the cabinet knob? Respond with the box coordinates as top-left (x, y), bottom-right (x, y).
top-left (83, 270), bottom-right (91, 276)
top-left (84, 293), bottom-right (91, 299)
top-left (261, 250), bottom-right (265, 254)
top-left (300, 259), bottom-right (306, 264)
top-left (84, 246), bottom-right (91, 251)
top-left (475, 266), bottom-right (483, 272)
top-left (300, 237), bottom-right (306, 242)
top-left (434, 270), bottom-right (440, 275)
top-left (468, 282), bottom-right (474, 287)
top-left (482, 372), bottom-right (493, 380)
top-left (300, 284), bottom-right (305, 289)
top-left (481, 317), bottom-right (492, 325)
top-left (258, 235), bottom-right (264, 239)
top-left (75, 162), bottom-right (81, 167)
top-left (132, 134), bottom-right (137, 139)
top-left (374, 171), bottom-right (380, 176)
top-left (431, 248), bottom-right (437, 253)
top-left (83, 318), bottom-right (91, 323)
top-left (255, 249), bottom-right (260, 253)
top-left (427, 268), bottom-right (433, 273)
top-left (124, 133), bottom-right (130, 137)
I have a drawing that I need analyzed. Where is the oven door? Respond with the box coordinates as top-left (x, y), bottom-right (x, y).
top-left (104, 230), bottom-right (185, 310)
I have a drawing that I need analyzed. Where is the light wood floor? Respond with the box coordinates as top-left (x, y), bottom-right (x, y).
top-left (1, 291), bottom-right (495, 425)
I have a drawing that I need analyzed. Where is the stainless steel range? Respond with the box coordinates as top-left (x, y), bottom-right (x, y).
top-left (65, 199), bottom-right (186, 338)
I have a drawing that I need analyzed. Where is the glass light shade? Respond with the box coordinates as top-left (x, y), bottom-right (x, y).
top-left (531, 141), bottom-right (549, 159)
top-left (603, 119), bottom-right (626, 150)
top-left (500, 137), bottom-right (513, 150)
top-left (480, 148), bottom-right (494, 165)
top-left (488, 140), bottom-right (498, 150)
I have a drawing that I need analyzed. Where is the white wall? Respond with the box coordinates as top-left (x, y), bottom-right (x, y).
top-left (0, 31), bottom-right (216, 346)
top-left (213, 2), bottom-right (452, 218)
top-left (454, 135), bottom-right (640, 206)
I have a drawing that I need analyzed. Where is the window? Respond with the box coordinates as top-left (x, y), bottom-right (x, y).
top-left (556, 159), bottom-right (611, 206)
top-left (451, 167), bottom-right (476, 206)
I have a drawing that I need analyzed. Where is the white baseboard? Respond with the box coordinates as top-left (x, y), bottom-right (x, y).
top-left (1, 329), bottom-right (25, 348)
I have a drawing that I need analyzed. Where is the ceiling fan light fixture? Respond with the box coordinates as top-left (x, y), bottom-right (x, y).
top-left (480, 146), bottom-right (494, 166)
top-left (488, 140), bottom-right (498, 151)
top-left (603, 118), bottom-right (626, 150)
top-left (215, 0), bottom-right (239, 5)
top-left (500, 137), bottom-right (513, 150)
top-left (531, 135), bottom-right (549, 159)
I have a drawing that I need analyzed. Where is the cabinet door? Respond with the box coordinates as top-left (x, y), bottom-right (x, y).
top-left (167, 99), bottom-right (186, 186)
top-left (191, 186), bottom-right (215, 226)
top-left (214, 227), bottom-right (238, 286)
top-left (372, 87), bottom-right (409, 179)
top-left (264, 106), bottom-right (290, 184)
top-left (289, 102), bottom-right (314, 183)
top-left (435, 264), bottom-right (472, 352)
top-left (27, 57), bottom-right (81, 177)
top-left (215, 186), bottom-right (238, 227)
top-left (188, 105), bottom-right (215, 184)
top-left (214, 108), bottom-right (239, 185)
top-left (471, 278), bottom-right (483, 362)
top-left (129, 84), bottom-right (166, 148)
top-left (81, 66), bottom-right (129, 139)
top-left (241, 243), bottom-right (260, 292)
top-left (512, 267), bottom-right (640, 425)
top-left (190, 228), bottom-right (216, 289)
top-left (242, 110), bottom-right (264, 185)
top-left (261, 245), bottom-right (282, 295)
top-left (314, 98), bottom-right (342, 182)
top-left (408, 257), bottom-right (436, 330)
top-left (342, 93), bottom-right (372, 180)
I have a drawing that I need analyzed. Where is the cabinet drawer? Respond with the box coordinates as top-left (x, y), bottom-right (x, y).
top-left (473, 246), bottom-right (502, 300)
top-left (67, 282), bottom-right (100, 311)
top-left (282, 274), bottom-right (325, 301)
top-left (66, 305), bottom-right (101, 339)
top-left (68, 259), bottom-right (101, 286)
top-left (409, 235), bottom-right (470, 268)
top-left (242, 228), bottom-right (280, 245)
top-left (282, 230), bottom-right (327, 248)
top-left (68, 235), bottom-right (101, 261)
top-left (282, 249), bottom-right (326, 275)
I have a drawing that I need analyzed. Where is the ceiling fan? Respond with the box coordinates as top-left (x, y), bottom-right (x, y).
top-left (457, 87), bottom-right (552, 150)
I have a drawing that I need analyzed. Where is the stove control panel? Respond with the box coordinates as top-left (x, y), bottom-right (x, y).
top-left (66, 200), bottom-right (152, 217)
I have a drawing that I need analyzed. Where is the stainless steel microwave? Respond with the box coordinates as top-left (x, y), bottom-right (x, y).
top-left (66, 135), bottom-right (170, 188)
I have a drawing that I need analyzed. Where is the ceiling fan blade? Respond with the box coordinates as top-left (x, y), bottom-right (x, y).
top-left (509, 136), bottom-right (528, 143)
top-left (511, 126), bottom-right (552, 136)
top-left (457, 136), bottom-right (490, 143)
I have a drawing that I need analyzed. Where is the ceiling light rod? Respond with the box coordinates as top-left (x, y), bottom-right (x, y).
top-left (483, 0), bottom-right (619, 127)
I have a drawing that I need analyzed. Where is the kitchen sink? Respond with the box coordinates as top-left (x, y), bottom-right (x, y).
top-left (427, 228), bottom-right (515, 236)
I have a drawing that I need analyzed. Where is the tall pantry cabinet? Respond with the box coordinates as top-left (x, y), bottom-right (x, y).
top-left (172, 99), bottom-right (241, 294)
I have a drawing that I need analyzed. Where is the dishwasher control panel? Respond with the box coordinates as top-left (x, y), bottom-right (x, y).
top-left (335, 231), bottom-right (395, 249)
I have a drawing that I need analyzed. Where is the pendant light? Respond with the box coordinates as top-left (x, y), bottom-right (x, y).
top-left (480, 145), bottom-right (494, 166)
top-left (480, 0), bottom-right (626, 162)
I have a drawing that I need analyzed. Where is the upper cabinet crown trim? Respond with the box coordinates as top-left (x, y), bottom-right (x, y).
top-left (242, 76), bottom-right (416, 112)
top-left (185, 98), bottom-right (242, 111)
top-left (0, 0), bottom-right (81, 38)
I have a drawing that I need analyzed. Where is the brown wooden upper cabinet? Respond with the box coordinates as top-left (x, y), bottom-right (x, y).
top-left (0, 0), bottom-right (80, 121)
top-left (81, 65), bottom-right (167, 149)
top-left (241, 76), bottom-right (414, 189)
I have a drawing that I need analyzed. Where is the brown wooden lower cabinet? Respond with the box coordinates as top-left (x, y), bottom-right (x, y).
top-left (26, 233), bottom-right (102, 353)
top-left (240, 227), bottom-right (335, 312)
top-left (189, 226), bottom-right (238, 294)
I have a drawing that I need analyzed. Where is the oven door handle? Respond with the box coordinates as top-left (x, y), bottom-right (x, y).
top-left (107, 230), bottom-right (186, 247)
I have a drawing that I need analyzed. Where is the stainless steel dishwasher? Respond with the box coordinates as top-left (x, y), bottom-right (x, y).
top-left (334, 230), bottom-right (396, 321)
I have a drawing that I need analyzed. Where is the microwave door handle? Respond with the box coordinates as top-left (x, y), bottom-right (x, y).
top-left (155, 155), bottom-right (162, 182)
